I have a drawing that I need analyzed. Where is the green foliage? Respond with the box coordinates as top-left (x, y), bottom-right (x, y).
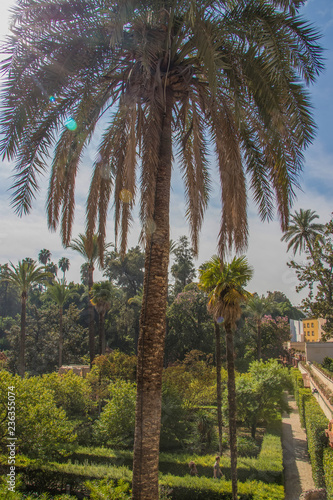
top-left (322, 357), bottom-right (333, 374)
top-left (85, 478), bottom-right (131, 500)
top-left (160, 384), bottom-right (189, 451)
top-left (170, 236), bottom-right (196, 296)
top-left (290, 367), bottom-right (304, 406)
top-left (93, 380), bottom-right (136, 448)
top-left (163, 351), bottom-right (218, 408)
top-left (304, 398), bottom-right (329, 487)
top-left (235, 360), bottom-right (291, 437)
top-left (0, 371), bottom-right (76, 459)
top-left (166, 285), bottom-right (214, 364)
top-left (298, 388), bottom-right (312, 428)
top-left (323, 447), bottom-right (333, 500)
top-left (0, 475), bottom-right (76, 499)
top-left (255, 423), bottom-right (284, 485)
top-left (159, 475), bottom-right (284, 500)
top-left (237, 436), bottom-right (260, 458)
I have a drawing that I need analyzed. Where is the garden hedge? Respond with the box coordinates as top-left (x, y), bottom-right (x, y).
top-left (304, 399), bottom-right (329, 487)
top-left (298, 388), bottom-right (312, 428)
top-left (324, 447), bottom-right (333, 500)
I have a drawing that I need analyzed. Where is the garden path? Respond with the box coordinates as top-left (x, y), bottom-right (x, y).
top-left (282, 394), bottom-right (315, 500)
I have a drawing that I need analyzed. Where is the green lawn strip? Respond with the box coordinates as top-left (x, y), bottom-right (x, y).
top-left (65, 427), bottom-right (283, 485)
top-left (159, 474), bottom-right (284, 500)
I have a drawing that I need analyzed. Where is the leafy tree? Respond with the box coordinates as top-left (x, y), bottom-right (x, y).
top-left (6, 303), bottom-right (89, 374)
top-left (47, 280), bottom-right (72, 366)
top-left (69, 234), bottom-right (112, 365)
top-left (170, 236), bottom-right (196, 295)
top-left (41, 370), bottom-right (94, 418)
top-left (236, 359), bottom-right (290, 437)
top-left (0, 1), bottom-right (323, 497)
top-left (281, 208), bottom-right (324, 259)
top-left (0, 370), bottom-right (76, 459)
top-left (90, 281), bottom-right (116, 355)
top-left (244, 315), bottom-right (290, 361)
top-left (0, 263), bottom-right (20, 318)
top-left (245, 295), bottom-right (272, 360)
top-left (4, 261), bottom-right (51, 376)
top-left (93, 380), bottom-right (137, 448)
top-left (199, 255), bottom-right (253, 500)
top-left (165, 283), bottom-right (214, 364)
top-left (288, 217), bottom-right (333, 338)
top-left (103, 246), bottom-right (145, 299)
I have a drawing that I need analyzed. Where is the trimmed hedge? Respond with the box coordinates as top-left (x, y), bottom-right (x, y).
top-left (304, 399), bottom-right (329, 487)
top-left (290, 367), bottom-right (304, 406)
top-left (298, 388), bottom-right (312, 428)
top-left (324, 447), bottom-right (333, 500)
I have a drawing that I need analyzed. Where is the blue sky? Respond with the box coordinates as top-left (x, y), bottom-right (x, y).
top-left (0, 0), bottom-right (332, 306)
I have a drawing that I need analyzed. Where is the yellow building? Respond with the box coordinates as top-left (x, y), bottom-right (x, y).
top-left (302, 318), bottom-right (327, 342)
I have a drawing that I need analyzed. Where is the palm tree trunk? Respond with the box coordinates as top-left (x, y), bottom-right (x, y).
top-left (99, 312), bottom-right (106, 355)
top-left (257, 319), bottom-right (261, 361)
top-left (215, 321), bottom-right (223, 454)
top-left (132, 95), bottom-right (173, 500)
top-left (59, 306), bottom-right (63, 367)
top-left (18, 293), bottom-right (27, 377)
top-left (225, 322), bottom-right (238, 500)
top-left (88, 265), bottom-right (95, 366)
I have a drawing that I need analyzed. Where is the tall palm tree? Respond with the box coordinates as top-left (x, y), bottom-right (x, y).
top-left (0, 1), bottom-right (323, 498)
top-left (4, 261), bottom-right (51, 377)
top-left (69, 233), bottom-right (111, 365)
top-left (38, 249), bottom-right (51, 266)
top-left (90, 281), bottom-right (114, 355)
top-left (58, 257), bottom-right (70, 283)
top-left (199, 255), bottom-right (253, 500)
top-left (47, 280), bottom-right (71, 367)
top-left (281, 208), bottom-right (324, 258)
top-left (198, 263), bottom-right (224, 455)
top-left (245, 295), bottom-right (272, 360)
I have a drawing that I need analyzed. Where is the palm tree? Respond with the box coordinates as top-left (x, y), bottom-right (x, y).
top-left (58, 257), bottom-right (70, 283)
top-left (68, 233), bottom-right (111, 365)
top-left (38, 249), bottom-right (51, 266)
top-left (281, 208), bottom-right (324, 258)
top-left (199, 255), bottom-right (253, 500)
top-left (198, 264), bottom-right (224, 455)
top-left (90, 281), bottom-right (114, 355)
top-left (4, 261), bottom-right (51, 376)
top-left (0, 1), bottom-right (323, 498)
top-left (47, 280), bottom-right (71, 367)
top-left (245, 295), bottom-right (272, 361)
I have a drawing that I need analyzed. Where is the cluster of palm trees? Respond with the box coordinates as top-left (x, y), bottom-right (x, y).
top-left (0, 0), bottom-right (324, 498)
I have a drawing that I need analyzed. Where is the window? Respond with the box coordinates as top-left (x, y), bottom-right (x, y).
top-left (312, 332), bottom-right (314, 336)
top-left (311, 323), bottom-right (314, 327)
top-left (307, 323), bottom-right (310, 328)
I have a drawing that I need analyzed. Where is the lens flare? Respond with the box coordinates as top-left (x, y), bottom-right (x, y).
top-left (119, 189), bottom-right (133, 203)
top-left (65, 118), bottom-right (77, 131)
top-left (217, 317), bottom-right (224, 324)
top-left (49, 96), bottom-right (56, 103)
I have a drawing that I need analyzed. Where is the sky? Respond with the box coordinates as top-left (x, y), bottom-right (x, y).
top-left (0, 0), bottom-right (332, 306)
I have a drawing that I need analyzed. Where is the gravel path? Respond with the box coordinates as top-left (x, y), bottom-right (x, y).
top-left (282, 394), bottom-right (315, 500)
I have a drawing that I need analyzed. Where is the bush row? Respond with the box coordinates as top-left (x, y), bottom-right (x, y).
top-left (323, 447), bottom-right (333, 500)
top-left (291, 367), bottom-right (330, 489)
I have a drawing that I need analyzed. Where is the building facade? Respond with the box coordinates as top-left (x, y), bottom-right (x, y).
top-left (302, 318), bottom-right (327, 342)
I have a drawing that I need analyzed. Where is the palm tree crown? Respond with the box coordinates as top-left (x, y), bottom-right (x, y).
top-left (0, 0), bottom-right (323, 259)
top-left (281, 208), bottom-right (324, 255)
top-left (199, 255), bottom-right (253, 327)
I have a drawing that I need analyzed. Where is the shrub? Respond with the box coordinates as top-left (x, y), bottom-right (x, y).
top-left (298, 388), bottom-right (312, 428)
top-left (85, 478), bottom-right (132, 499)
top-left (304, 399), bottom-right (329, 487)
top-left (93, 380), bottom-right (136, 448)
top-left (323, 447), bottom-right (333, 500)
top-left (255, 422), bottom-right (284, 485)
top-left (237, 436), bottom-right (260, 457)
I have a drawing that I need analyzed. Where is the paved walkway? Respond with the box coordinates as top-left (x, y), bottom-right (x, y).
top-left (282, 394), bottom-right (315, 500)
